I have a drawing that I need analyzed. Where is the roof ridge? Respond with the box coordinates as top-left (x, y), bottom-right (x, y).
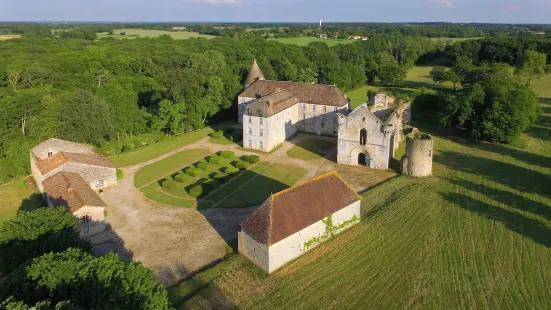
top-left (60, 172), bottom-right (85, 209)
top-left (272, 171), bottom-right (339, 199)
top-left (268, 195), bottom-right (274, 245)
top-left (261, 79), bottom-right (342, 88)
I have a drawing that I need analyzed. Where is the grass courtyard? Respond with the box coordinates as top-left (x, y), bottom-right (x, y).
top-left (287, 139), bottom-right (335, 160)
top-left (169, 102), bottom-right (551, 309)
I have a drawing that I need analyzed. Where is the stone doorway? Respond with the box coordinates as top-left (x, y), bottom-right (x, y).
top-left (358, 153), bottom-right (369, 167)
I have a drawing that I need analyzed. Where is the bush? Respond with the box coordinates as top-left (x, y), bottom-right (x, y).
top-left (121, 144), bottom-right (133, 152)
top-left (174, 173), bottom-right (190, 183)
top-left (212, 130), bottom-right (223, 139)
top-left (225, 166), bottom-right (239, 174)
top-left (203, 179), bottom-right (220, 190)
top-left (116, 168), bottom-right (124, 180)
top-left (197, 162), bottom-right (212, 171)
top-left (162, 179), bottom-right (179, 191)
top-left (185, 167), bottom-right (200, 177)
top-left (247, 155), bottom-right (260, 164)
top-left (189, 185), bottom-right (203, 197)
top-left (235, 161), bottom-right (250, 169)
top-left (209, 155), bottom-right (222, 165)
top-left (213, 173), bottom-right (229, 181)
top-left (220, 150), bottom-right (234, 159)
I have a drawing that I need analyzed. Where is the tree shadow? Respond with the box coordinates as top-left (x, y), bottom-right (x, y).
top-left (90, 222), bottom-right (134, 263)
top-left (434, 151), bottom-right (551, 199)
top-left (440, 192), bottom-right (551, 248)
top-left (17, 193), bottom-right (46, 213)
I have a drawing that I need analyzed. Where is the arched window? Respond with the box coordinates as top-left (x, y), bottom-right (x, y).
top-left (359, 129), bottom-right (367, 145)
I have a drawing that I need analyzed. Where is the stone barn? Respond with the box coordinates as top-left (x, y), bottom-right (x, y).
top-left (337, 94), bottom-right (411, 170)
top-left (238, 171), bottom-right (362, 273)
top-left (30, 138), bottom-right (117, 236)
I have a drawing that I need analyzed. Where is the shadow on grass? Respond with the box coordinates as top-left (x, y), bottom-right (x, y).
top-left (17, 193), bottom-right (46, 213)
top-left (441, 192), bottom-right (551, 248)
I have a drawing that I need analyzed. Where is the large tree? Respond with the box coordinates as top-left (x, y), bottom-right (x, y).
top-left (515, 50), bottom-right (548, 84)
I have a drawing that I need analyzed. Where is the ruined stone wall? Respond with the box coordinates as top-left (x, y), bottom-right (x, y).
top-left (402, 135), bottom-right (433, 177)
top-left (238, 229), bottom-right (270, 273)
top-left (237, 96), bottom-right (256, 124)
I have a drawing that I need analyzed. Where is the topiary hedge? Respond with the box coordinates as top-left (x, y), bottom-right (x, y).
top-left (186, 167), bottom-right (201, 177)
top-left (235, 161), bottom-right (250, 169)
top-left (189, 185), bottom-right (203, 197)
top-left (209, 155), bottom-right (222, 165)
top-left (220, 150), bottom-right (234, 159)
top-left (247, 155), bottom-right (260, 164)
top-left (162, 179), bottom-right (179, 191)
top-left (197, 162), bottom-right (212, 171)
top-left (225, 166), bottom-right (239, 174)
top-left (212, 130), bottom-right (223, 139)
top-left (174, 173), bottom-right (190, 183)
top-left (203, 179), bottom-right (220, 190)
top-left (213, 173), bottom-right (229, 181)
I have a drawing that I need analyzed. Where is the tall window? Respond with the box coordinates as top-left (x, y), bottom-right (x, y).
top-left (260, 118), bottom-right (263, 125)
top-left (302, 113), bottom-right (306, 120)
top-left (248, 127), bottom-right (252, 135)
top-left (360, 129), bottom-right (367, 146)
top-left (259, 141), bottom-right (263, 150)
top-left (333, 107), bottom-right (338, 114)
top-left (241, 105), bottom-right (246, 112)
top-left (82, 215), bottom-right (90, 233)
top-left (323, 105), bottom-right (327, 112)
top-left (47, 151), bottom-right (53, 157)
top-left (248, 117), bottom-right (251, 124)
top-left (302, 104), bottom-right (306, 111)
top-left (259, 129), bottom-right (263, 137)
top-left (313, 105), bottom-right (316, 112)
top-left (323, 115), bottom-right (327, 123)
top-left (248, 139), bottom-right (252, 147)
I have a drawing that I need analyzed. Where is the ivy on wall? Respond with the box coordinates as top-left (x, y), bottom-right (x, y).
top-left (303, 215), bottom-right (359, 250)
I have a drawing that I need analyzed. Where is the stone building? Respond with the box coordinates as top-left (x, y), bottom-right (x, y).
top-left (30, 138), bottom-right (117, 236)
top-left (337, 94), bottom-right (411, 169)
top-left (401, 130), bottom-right (433, 177)
top-left (238, 60), bottom-right (349, 152)
top-left (238, 171), bottom-right (361, 273)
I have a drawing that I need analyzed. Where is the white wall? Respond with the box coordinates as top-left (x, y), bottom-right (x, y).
top-left (237, 96), bottom-right (256, 124)
top-left (73, 206), bottom-right (106, 237)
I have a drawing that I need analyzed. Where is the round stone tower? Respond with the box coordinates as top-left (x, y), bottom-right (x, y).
top-left (401, 131), bottom-right (433, 177)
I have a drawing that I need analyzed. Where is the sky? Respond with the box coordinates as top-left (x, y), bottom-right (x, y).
top-left (1, 0), bottom-right (550, 24)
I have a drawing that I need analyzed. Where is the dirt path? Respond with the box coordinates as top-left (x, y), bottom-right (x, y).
top-left (93, 132), bottom-right (394, 287)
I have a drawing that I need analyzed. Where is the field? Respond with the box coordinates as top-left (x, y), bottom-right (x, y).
top-left (270, 37), bottom-right (355, 47)
top-left (0, 35), bottom-right (21, 40)
top-left (96, 28), bottom-right (215, 40)
top-left (531, 74), bottom-right (551, 98)
top-left (170, 102), bottom-right (551, 309)
top-left (287, 139), bottom-right (335, 160)
top-left (0, 180), bottom-right (44, 223)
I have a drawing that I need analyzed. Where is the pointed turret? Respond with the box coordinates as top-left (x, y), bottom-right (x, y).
top-left (244, 59), bottom-right (265, 89)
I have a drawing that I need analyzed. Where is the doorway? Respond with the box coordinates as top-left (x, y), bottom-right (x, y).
top-left (358, 153), bottom-right (367, 166)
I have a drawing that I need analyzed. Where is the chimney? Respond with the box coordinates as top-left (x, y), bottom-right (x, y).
top-left (67, 184), bottom-right (73, 193)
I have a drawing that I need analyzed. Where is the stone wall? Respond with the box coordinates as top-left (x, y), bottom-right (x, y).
top-left (402, 134), bottom-right (433, 177)
top-left (238, 228), bottom-right (270, 272)
top-left (73, 206), bottom-right (106, 237)
top-left (32, 139), bottom-right (93, 160)
top-left (299, 103), bottom-right (347, 136)
top-left (62, 163), bottom-right (117, 190)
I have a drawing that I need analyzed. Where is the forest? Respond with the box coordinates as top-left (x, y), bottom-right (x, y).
top-left (0, 30), bottom-right (550, 183)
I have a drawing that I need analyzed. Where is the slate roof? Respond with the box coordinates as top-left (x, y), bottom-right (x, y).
top-left (239, 80), bottom-right (349, 108)
top-left (243, 90), bottom-right (300, 118)
top-left (240, 171), bottom-right (361, 246)
top-left (244, 59), bottom-right (265, 87)
top-left (35, 152), bottom-right (115, 175)
top-left (42, 172), bottom-right (107, 213)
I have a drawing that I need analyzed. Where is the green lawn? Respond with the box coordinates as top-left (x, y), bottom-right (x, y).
top-left (215, 163), bottom-right (307, 208)
top-left (532, 74), bottom-right (551, 98)
top-left (134, 149), bottom-right (211, 188)
top-left (270, 37), bottom-right (355, 47)
top-left (171, 103), bottom-right (551, 309)
top-left (286, 139), bottom-right (335, 160)
top-left (141, 184), bottom-right (195, 208)
top-left (0, 180), bottom-right (44, 223)
top-left (96, 28), bottom-right (215, 40)
top-left (109, 127), bottom-right (215, 168)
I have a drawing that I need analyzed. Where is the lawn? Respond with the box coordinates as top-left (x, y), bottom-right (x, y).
top-left (270, 37), bottom-right (355, 47)
top-left (141, 184), bottom-right (195, 208)
top-left (108, 127), bottom-right (216, 168)
top-left (134, 149), bottom-right (211, 188)
top-left (209, 128), bottom-right (243, 146)
top-left (215, 163), bottom-right (307, 208)
top-left (96, 29), bottom-right (215, 40)
top-left (532, 74), bottom-right (551, 98)
top-left (170, 103), bottom-right (551, 309)
top-left (0, 180), bottom-right (44, 223)
top-left (286, 139), bottom-right (335, 160)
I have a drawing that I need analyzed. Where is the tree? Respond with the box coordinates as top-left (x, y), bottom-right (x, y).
top-left (430, 66), bottom-right (461, 90)
top-left (0, 249), bottom-right (171, 309)
top-left (515, 50), bottom-right (548, 84)
top-left (151, 99), bottom-right (187, 135)
top-left (296, 68), bottom-right (318, 84)
top-left (0, 207), bottom-right (90, 274)
top-left (376, 53), bottom-right (406, 86)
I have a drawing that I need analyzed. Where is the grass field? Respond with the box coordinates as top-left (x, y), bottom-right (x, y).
top-left (287, 139), bottom-right (335, 160)
top-left (96, 29), bottom-right (215, 40)
top-left (0, 180), bottom-right (44, 223)
top-left (531, 74), bottom-right (551, 98)
top-left (270, 37), bottom-right (355, 47)
top-left (169, 102), bottom-right (551, 309)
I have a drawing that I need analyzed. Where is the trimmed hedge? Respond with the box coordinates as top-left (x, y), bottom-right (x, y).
top-left (213, 173), bottom-right (229, 181)
top-left (174, 173), bottom-right (190, 183)
top-left (209, 155), bottom-right (222, 165)
top-left (189, 185), bottom-right (203, 197)
top-left (212, 130), bottom-right (223, 139)
top-left (247, 155), bottom-right (260, 164)
top-left (203, 179), bottom-right (220, 189)
top-left (235, 161), bottom-right (250, 169)
top-left (162, 179), bottom-right (179, 191)
top-left (220, 150), bottom-right (234, 159)
top-left (197, 162), bottom-right (212, 171)
top-left (116, 168), bottom-right (124, 180)
top-left (225, 166), bottom-right (239, 174)
top-left (186, 167), bottom-right (201, 177)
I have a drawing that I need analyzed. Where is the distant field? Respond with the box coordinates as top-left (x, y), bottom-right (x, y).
top-left (270, 37), bottom-right (355, 46)
top-left (96, 28), bottom-right (215, 40)
top-left (0, 34), bottom-right (21, 40)
top-left (532, 74), bottom-right (551, 98)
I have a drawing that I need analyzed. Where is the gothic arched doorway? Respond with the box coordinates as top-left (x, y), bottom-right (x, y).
top-left (358, 153), bottom-right (368, 166)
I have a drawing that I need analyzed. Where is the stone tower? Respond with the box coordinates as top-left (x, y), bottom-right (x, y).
top-left (244, 59), bottom-right (265, 89)
top-left (401, 130), bottom-right (433, 177)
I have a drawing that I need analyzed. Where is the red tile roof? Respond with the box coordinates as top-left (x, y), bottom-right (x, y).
top-left (240, 171), bottom-right (361, 245)
top-left (42, 172), bottom-right (107, 213)
top-left (35, 152), bottom-right (115, 175)
top-left (244, 90), bottom-right (300, 118)
top-left (36, 152), bottom-right (68, 174)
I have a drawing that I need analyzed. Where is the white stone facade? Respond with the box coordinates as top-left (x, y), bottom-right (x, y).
top-left (238, 200), bottom-right (360, 273)
top-left (243, 104), bottom-right (299, 152)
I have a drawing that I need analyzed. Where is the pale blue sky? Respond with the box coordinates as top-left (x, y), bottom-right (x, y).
top-left (1, 0), bottom-right (550, 23)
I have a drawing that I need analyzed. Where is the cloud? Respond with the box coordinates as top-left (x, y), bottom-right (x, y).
top-left (192, 0), bottom-right (244, 4)
top-left (428, 0), bottom-right (452, 8)
top-left (502, 4), bottom-right (521, 11)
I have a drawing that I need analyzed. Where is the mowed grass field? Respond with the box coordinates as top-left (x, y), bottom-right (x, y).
top-left (270, 37), bottom-right (355, 47)
top-left (0, 180), bottom-right (44, 223)
top-left (287, 139), bottom-right (335, 160)
top-left (171, 104), bottom-right (551, 309)
top-left (96, 28), bottom-right (215, 40)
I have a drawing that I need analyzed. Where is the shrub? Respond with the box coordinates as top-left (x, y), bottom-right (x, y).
top-left (197, 162), bottom-right (211, 171)
top-left (220, 150), bottom-right (234, 159)
top-left (121, 144), bottom-right (133, 152)
top-left (162, 179), bottom-right (179, 191)
top-left (209, 155), bottom-right (222, 165)
top-left (212, 130), bottom-right (223, 139)
top-left (203, 179), bottom-right (220, 190)
top-left (174, 173), bottom-right (190, 183)
top-left (235, 161), bottom-right (250, 169)
top-left (213, 173), bottom-right (229, 181)
top-left (189, 185), bottom-right (203, 197)
top-left (185, 167), bottom-right (199, 177)
top-left (116, 168), bottom-right (124, 180)
top-left (247, 155), bottom-right (260, 164)
top-left (225, 166), bottom-right (239, 174)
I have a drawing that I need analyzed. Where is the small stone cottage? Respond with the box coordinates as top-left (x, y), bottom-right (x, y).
top-left (238, 171), bottom-right (362, 273)
top-left (30, 138), bottom-right (117, 236)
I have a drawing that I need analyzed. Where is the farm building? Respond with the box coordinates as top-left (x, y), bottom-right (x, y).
top-left (30, 138), bottom-right (116, 236)
top-left (238, 171), bottom-right (362, 273)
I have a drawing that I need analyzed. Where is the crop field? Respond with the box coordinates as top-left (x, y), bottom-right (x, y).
top-left (270, 37), bottom-right (355, 46)
top-left (96, 28), bottom-right (215, 40)
top-left (170, 103), bottom-right (551, 309)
